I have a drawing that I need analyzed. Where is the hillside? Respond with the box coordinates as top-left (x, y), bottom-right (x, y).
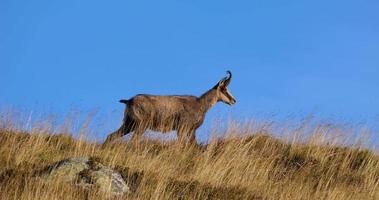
top-left (0, 123), bottom-right (378, 199)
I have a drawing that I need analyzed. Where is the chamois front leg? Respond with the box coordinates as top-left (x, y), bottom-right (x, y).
top-left (189, 130), bottom-right (197, 145)
top-left (176, 129), bottom-right (197, 148)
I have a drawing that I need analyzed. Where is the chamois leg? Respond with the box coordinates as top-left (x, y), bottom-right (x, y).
top-left (189, 131), bottom-right (197, 146)
top-left (130, 121), bottom-right (147, 142)
top-left (103, 119), bottom-right (134, 145)
top-left (103, 124), bottom-right (126, 145)
top-left (176, 129), bottom-right (196, 148)
top-left (184, 129), bottom-right (198, 148)
top-left (131, 128), bottom-right (146, 141)
top-left (176, 130), bottom-right (185, 145)
top-left (129, 126), bottom-right (146, 151)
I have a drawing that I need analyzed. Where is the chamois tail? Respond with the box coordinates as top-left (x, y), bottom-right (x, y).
top-left (119, 99), bottom-right (129, 104)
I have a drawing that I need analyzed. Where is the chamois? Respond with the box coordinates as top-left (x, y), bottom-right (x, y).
top-left (103, 71), bottom-right (236, 145)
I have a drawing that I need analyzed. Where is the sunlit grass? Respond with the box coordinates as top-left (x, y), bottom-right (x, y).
top-left (0, 110), bottom-right (378, 199)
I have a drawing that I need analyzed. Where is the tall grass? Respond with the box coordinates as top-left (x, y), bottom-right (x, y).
top-left (0, 110), bottom-right (378, 199)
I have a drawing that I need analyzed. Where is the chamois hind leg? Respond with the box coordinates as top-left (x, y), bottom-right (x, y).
top-left (130, 123), bottom-right (147, 142)
top-left (129, 125), bottom-right (147, 151)
top-left (103, 124), bottom-right (125, 145)
top-left (176, 129), bottom-right (185, 145)
top-left (103, 118), bottom-right (134, 145)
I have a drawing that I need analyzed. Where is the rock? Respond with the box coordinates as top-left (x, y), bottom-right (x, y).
top-left (38, 157), bottom-right (130, 196)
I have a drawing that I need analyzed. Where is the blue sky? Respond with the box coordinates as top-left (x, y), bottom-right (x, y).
top-left (1, 0), bottom-right (379, 141)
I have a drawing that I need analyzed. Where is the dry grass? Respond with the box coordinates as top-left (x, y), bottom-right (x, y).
top-left (0, 112), bottom-right (378, 199)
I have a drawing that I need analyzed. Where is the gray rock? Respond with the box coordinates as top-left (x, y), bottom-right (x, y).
top-left (38, 157), bottom-right (130, 196)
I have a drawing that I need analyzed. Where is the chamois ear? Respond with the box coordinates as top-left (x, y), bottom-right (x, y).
top-left (215, 71), bottom-right (232, 88)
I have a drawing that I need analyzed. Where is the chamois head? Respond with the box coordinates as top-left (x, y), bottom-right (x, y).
top-left (214, 71), bottom-right (236, 105)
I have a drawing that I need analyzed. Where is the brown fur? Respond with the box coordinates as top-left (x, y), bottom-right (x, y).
top-left (103, 71), bottom-right (236, 145)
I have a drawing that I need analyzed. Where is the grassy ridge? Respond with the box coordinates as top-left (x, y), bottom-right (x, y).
top-left (0, 122), bottom-right (378, 199)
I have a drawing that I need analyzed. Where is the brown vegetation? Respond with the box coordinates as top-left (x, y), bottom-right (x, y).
top-left (0, 114), bottom-right (378, 199)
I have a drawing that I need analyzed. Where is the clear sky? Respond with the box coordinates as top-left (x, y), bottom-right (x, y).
top-left (1, 1), bottom-right (379, 141)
